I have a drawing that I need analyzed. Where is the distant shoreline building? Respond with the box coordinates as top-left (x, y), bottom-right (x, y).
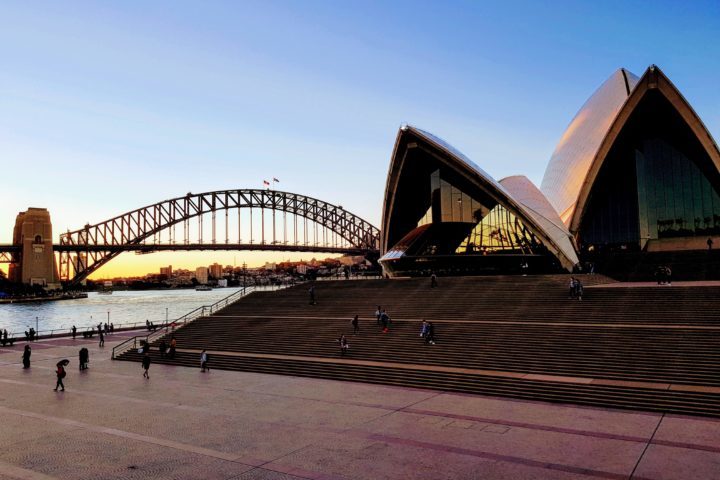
top-left (195, 266), bottom-right (209, 284)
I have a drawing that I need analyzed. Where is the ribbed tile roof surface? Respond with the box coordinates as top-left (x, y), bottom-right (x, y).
top-left (540, 69), bottom-right (639, 224)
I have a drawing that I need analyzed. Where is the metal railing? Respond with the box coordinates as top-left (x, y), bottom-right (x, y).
top-left (7, 321), bottom-right (154, 343)
top-left (315, 272), bottom-right (383, 281)
top-left (111, 284), bottom-right (287, 359)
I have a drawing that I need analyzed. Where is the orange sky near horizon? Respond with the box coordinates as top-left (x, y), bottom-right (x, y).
top-left (0, 250), bottom-right (339, 281)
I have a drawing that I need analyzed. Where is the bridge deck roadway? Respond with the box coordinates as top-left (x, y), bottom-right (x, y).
top-left (0, 244), bottom-right (370, 255)
top-left (0, 332), bottom-right (718, 479)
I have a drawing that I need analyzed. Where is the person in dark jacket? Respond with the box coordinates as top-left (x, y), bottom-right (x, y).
top-left (425, 322), bottom-right (436, 345)
top-left (54, 364), bottom-right (66, 391)
top-left (79, 348), bottom-right (89, 370)
top-left (71, 325), bottom-right (77, 340)
top-left (142, 353), bottom-right (151, 379)
top-left (22, 345), bottom-right (31, 369)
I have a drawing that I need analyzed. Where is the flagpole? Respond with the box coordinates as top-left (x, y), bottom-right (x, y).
top-left (268, 178), bottom-right (279, 244)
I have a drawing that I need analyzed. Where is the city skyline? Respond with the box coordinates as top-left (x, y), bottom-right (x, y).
top-left (2, 1), bottom-right (719, 278)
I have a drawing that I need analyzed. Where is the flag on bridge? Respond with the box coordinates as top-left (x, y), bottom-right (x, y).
top-left (263, 180), bottom-right (270, 186)
top-left (273, 177), bottom-right (279, 183)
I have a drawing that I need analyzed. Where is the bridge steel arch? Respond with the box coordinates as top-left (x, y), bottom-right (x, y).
top-left (59, 189), bottom-right (380, 285)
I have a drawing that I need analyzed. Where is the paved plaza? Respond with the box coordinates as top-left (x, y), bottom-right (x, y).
top-left (0, 334), bottom-right (718, 479)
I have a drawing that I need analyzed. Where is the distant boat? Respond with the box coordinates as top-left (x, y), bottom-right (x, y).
top-left (195, 285), bottom-right (212, 291)
top-left (98, 280), bottom-right (113, 294)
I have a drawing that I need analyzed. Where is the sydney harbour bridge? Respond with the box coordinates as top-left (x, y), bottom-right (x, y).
top-left (0, 189), bottom-right (380, 286)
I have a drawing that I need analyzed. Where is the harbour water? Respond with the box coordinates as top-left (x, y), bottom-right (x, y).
top-left (0, 288), bottom-right (242, 336)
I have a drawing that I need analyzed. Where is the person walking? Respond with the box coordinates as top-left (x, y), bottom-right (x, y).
top-left (375, 306), bottom-right (382, 325)
top-left (308, 286), bottom-right (316, 305)
top-left (200, 350), bottom-right (209, 372)
top-left (142, 352), bottom-right (151, 379)
top-left (351, 315), bottom-right (359, 334)
top-left (71, 325), bottom-right (77, 340)
top-left (98, 329), bottom-right (105, 348)
top-left (430, 272), bottom-right (438, 288)
top-left (22, 344), bottom-right (31, 369)
top-left (54, 363), bottom-right (66, 391)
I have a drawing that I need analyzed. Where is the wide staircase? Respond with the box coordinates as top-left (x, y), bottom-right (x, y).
top-left (118, 275), bottom-right (720, 417)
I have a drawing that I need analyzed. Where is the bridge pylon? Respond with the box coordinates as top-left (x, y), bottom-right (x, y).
top-left (10, 208), bottom-right (60, 288)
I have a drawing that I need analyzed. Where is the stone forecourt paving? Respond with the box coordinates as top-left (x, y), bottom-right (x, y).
top-left (0, 334), bottom-right (718, 479)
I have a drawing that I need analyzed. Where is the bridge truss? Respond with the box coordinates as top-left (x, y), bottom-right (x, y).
top-left (58, 189), bottom-right (380, 285)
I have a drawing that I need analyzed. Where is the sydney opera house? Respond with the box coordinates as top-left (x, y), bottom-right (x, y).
top-left (379, 65), bottom-right (720, 277)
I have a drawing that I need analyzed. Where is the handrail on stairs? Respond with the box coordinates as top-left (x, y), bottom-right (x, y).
top-left (111, 284), bottom-right (288, 359)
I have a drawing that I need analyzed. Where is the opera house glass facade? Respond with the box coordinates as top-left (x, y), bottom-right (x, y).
top-left (379, 126), bottom-right (578, 276)
top-left (380, 65), bottom-right (720, 277)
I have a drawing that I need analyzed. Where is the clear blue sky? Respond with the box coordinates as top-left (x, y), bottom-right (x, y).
top-left (1, 0), bottom-right (719, 273)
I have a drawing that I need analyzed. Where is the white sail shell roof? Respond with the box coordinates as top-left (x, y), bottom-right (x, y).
top-left (541, 68), bottom-right (639, 224)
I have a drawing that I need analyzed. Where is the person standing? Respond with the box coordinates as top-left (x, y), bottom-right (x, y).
top-left (142, 352), bottom-right (151, 379)
top-left (71, 325), bottom-right (77, 340)
top-left (308, 286), bottom-right (316, 305)
top-left (54, 364), bottom-right (66, 391)
top-left (22, 345), bottom-right (31, 369)
top-left (430, 272), bottom-right (438, 288)
top-left (169, 336), bottom-right (177, 359)
top-left (375, 306), bottom-right (382, 325)
top-left (98, 329), bottom-right (105, 348)
top-left (576, 279), bottom-right (584, 301)
top-left (159, 339), bottom-right (167, 358)
top-left (200, 350), bottom-right (209, 372)
top-left (79, 348), bottom-right (87, 370)
top-left (351, 315), bottom-right (359, 334)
